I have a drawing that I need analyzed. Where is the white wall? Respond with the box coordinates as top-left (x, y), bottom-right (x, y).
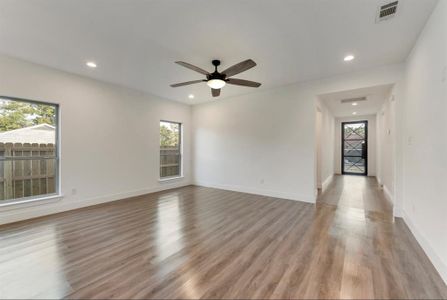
top-left (334, 114), bottom-right (377, 176)
top-left (400, 0), bottom-right (447, 284)
top-left (316, 99), bottom-right (335, 191)
top-left (315, 108), bottom-right (322, 189)
top-left (192, 85), bottom-right (316, 202)
top-left (377, 90), bottom-right (396, 204)
top-left (0, 55), bottom-right (192, 225)
top-left (192, 64), bottom-right (403, 203)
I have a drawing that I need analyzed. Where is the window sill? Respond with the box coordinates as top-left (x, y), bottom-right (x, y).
top-left (159, 176), bottom-right (184, 183)
top-left (0, 194), bottom-right (64, 210)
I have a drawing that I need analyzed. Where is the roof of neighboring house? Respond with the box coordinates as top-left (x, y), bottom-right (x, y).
top-left (0, 124), bottom-right (56, 144)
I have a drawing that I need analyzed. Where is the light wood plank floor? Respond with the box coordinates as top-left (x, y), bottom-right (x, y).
top-left (0, 176), bottom-right (446, 299)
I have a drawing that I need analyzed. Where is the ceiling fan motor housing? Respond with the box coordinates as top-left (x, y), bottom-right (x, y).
top-left (207, 72), bottom-right (226, 81)
top-left (208, 60), bottom-right (227, 81)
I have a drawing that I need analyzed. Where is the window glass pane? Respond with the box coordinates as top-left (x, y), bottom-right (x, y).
top-left (0, 98), bottom-right (58, 202)
top-left (160, 121), bottom-right (181, 178)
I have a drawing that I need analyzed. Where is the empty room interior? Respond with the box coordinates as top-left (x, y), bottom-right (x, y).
top-left (0, 0), bottom-right (446, 299)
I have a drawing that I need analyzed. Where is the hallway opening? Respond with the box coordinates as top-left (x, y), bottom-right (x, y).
top-left (315, 83), bottom-right (397, 216)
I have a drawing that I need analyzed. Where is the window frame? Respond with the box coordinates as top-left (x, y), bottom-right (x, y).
top-left (159, 120), bottom-right (183, 180)
top-left (0, 96), bottom-right (60, 205)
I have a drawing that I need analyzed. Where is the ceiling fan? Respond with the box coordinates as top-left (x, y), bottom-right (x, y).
top-left (170, 59), bottom-right (261, 97)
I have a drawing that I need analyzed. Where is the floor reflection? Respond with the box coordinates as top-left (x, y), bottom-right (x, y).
top-left (0, 224), bottom-right (70, 299)
top-left (155, 193), bottom-right (184, 262)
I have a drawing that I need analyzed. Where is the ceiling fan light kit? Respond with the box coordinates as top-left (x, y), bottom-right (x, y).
top-left (170, 59), bottom-right (261, 97)
top-left (207, 79), bottom-right (226, 89)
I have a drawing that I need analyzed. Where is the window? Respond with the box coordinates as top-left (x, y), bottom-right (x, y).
top-left (160, 121), bottom-right (181, 178)
top-left (0, 97), bottom-right (59, 203)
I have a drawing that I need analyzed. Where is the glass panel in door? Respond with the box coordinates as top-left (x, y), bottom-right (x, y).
top-left (342, 121), bottom-right (367, 175)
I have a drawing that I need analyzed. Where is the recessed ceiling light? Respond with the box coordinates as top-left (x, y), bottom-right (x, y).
top-left (352, 102), bottom-right (358, 106)
top-left (86, 61), bottom-right (97, 68)
top-left (188, 94), bottom-right (194, 99)
top-left (352, 112), bottom-right (357, 115)
top-left (344, 55), bottom-right (355, 62)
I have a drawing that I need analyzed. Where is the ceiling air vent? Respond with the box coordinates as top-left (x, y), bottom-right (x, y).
top-left (376, 1), bottom-right (398, 23)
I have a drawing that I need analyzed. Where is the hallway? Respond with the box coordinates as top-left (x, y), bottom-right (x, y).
top-left (318, 175), bottom-right (392, 214)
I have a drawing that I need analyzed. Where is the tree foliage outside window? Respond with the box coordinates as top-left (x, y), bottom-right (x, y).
top-left (160, 121), bottom-right (181, 178)
top-left (0, 99), bottom-right (56, 132)
top-left (160, 121), bottom-right (180, 147)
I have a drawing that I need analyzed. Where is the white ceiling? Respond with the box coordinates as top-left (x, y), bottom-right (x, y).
top-left (0, 0), bottom-right (437, 104)
top-left (319, 84), bottom-right (393, 117)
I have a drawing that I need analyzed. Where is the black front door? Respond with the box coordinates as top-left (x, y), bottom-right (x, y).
top-left (342, 121), bottom-right (368, 175)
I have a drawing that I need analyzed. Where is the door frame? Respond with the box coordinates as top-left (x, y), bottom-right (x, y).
top-left (341, 120), bottom-right (368, 176)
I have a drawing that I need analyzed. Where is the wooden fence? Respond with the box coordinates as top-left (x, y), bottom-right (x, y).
top-left (0, 142), bottom-right (56, 201)
top-left (0, 143), bottom-right (177, 200)
top-left (160, 147), bottom-right (181, 178)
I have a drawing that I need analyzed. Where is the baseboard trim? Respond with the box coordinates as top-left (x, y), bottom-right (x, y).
top-left (194, 181), bottom-right (315, 204)
top-left (321, 174), bottom-right (334, 193)
top-left (402, 210), bottom-right (447, 285)
top-left (0, 180), bottom-right (191, 225)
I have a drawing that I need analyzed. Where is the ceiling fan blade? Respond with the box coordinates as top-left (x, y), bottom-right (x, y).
top-left (175, 61), bottom-right (210, 75)
top-left (211, 88), bottom-right (221, 97)
top-left (170, 80), bottom-right (204, 87)
top-left (221, 59), bottom-right (256, 77)
top-left (227, 78), bottom-right (261, 87)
